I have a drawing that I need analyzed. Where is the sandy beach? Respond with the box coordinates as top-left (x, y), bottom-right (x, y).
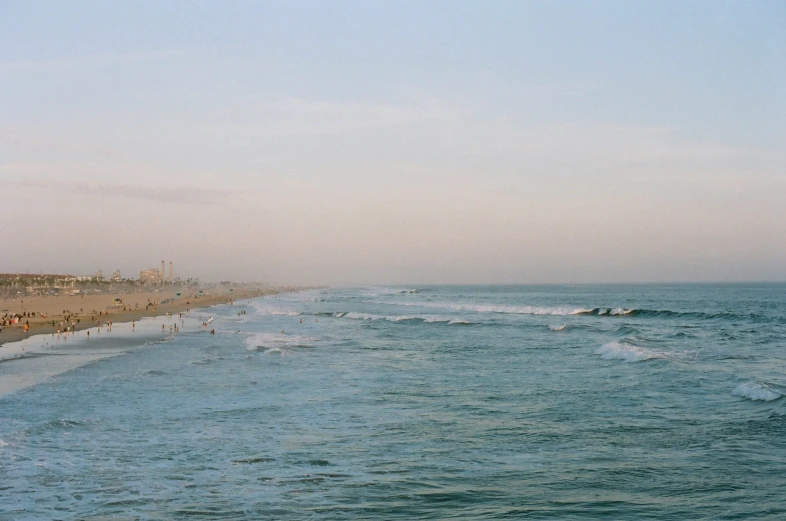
top-left (0, 284), bottom-right (307, 397)
top-left (0, 285), bottom-right (300, 348)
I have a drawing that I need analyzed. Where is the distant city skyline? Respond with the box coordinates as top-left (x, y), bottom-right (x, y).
top-left (1, 1), bottom-right (784, 284)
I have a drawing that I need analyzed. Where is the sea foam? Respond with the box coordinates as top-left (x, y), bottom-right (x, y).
top-left (596, 341), bottom-right (664, 363)
top-left (732, 382), bottom-right (783, 402)
top-left (369, 300), bottom-right (592, 316)
top-left (333, 312), bottom-right (474, 325)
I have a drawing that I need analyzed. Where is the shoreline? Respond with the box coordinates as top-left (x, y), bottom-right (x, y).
top-left (0, 285), bottom-right (309, 349)
top-left (0, 285), bottom-right (313, 397)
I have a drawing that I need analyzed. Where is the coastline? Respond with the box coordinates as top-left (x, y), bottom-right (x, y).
top-left (0, 285), bottom-right (311, 397)
top-left (0, 285), bottom-right (305, 349)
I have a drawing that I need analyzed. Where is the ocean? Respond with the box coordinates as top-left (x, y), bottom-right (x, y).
top-left (1, 284), bottom-right (785, 520)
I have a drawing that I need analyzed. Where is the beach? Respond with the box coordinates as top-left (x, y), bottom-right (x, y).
top-left (0, 285), bottom-right (297, 348)
top-left (0, 285), bottom-right (305, 396)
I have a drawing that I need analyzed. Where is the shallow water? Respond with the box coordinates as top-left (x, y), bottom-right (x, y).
top-left (1, 284), bottom-right (785, 519)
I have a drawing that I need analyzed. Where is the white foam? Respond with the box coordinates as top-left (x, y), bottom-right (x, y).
top-left (368, 300), bottom-right (593, 316)
top-left (334, 312), bottom-right (473, 325)
top-left (342, 312), bottom-right (385, 321)
top-left (0, 439), bottom-right (8, 447)
top-left (596, 341), bottom-right (664, 363)
top-left (732, 382), bottom-right (782, 402)
top-left (337, 312), bottom-right (413, 322)
top-left (549, 324), bottom-right (568, 331)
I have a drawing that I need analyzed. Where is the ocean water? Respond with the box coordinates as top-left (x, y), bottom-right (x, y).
top-left (1, 284), bottom-right (785, 520)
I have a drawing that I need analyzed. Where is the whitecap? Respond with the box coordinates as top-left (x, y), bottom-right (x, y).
top-left (596, 341), bottom-right (664, 363)
top-left (343, 312), bottom-right (385, 321)
top-left (0, 439), bottom-right (8, 447)
top-left (336, 312), bottom-right (471, 324)
top-left (732, 382), bottom-right (782, 402)
top-left (364, 300), bottom-right (591, 316)
top-left (549, 324), bottom-right (568, 331)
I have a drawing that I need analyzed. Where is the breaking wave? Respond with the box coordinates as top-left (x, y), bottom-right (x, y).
top-left (321, 312), bottom-right (476, 325)
top-left (595, 341), bottom-right (665, 363)
top-left (732, 382), bottom-right (783, 402)
top-left (363, 300), bottom-right (771, 322)
top-left (548, 324), bottom-right (568, 331)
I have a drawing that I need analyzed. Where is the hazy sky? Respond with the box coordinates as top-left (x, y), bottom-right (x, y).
top-left (1, 1), bottom-right (784, 284)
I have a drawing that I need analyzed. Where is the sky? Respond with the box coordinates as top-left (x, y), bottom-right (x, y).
top-left (1, 1), bottom-right (784, 285)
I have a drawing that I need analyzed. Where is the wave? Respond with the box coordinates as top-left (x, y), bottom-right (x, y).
top-left (548, 324), bottom-right (568, 331)
top-left (595, 341), bottom-right (665, 363)
top-left (363, 299), bottom-right (770, 322)
top-left (358, 286), bottom-right (419, 297)
top-left (323, 312), bottom-right (476, 325)
top-left (732, 382), bottom-right (783, 402)
top-left (367, 300), bottom-right (593, 316)
top-left (244, 332), bottom-right (318, 351)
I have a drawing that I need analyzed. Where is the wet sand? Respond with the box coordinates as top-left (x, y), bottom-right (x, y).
top-left (0, 285), bottom-right (309, 397)
top-left (0, 285), bottom-right (302, 348)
